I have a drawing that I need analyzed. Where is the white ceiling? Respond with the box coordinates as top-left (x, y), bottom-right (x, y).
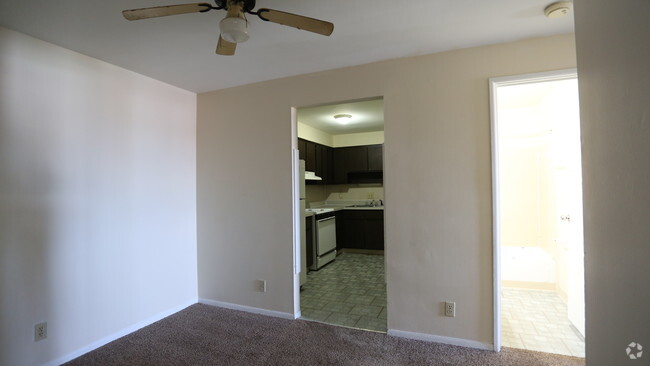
top-left (298, 98), bottom-right (384, 134)
top-left (0, 0), bottom-right (574, 93)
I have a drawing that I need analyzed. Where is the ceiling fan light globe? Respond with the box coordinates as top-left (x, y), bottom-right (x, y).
top-left (220, 17), bottom-right (250, 43)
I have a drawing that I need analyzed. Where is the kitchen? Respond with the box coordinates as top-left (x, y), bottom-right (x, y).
top-left (297, 98), bottom-right (387, 332)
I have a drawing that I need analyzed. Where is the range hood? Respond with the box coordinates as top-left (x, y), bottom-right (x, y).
top-left (305, 171), bottom-right (322, 181)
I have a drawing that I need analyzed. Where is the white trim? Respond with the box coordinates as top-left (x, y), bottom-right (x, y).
top-left (199, 298), bottom-right (295, 320)
top-left (388, 329), bottom-right (493, 351)
top-left (489, 74), bottom-right (502, 353)
top-left (488, 68), bottom-right (578, 353)
top-left (290, 106), bottom-right (302, 319)
top-left (489, 68), bottom-right (577, 86)
top-left (45, 299), bottom-right (197, 366)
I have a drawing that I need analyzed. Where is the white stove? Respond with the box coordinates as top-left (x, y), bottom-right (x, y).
top-left (304, 208), bottom-right (337, 269)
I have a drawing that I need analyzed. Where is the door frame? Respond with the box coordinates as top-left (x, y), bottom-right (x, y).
top-left (489, 68), bottom-right (578, 352)
top-left (291, 106), bottom-right (302, 319)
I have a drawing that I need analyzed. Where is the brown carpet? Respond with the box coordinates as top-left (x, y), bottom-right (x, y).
top-left (65, 303), bottom-right (585, 366)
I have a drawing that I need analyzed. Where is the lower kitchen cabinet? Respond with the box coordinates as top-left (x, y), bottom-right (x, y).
top-left (336, 210), bottom-right (384, 251)
top-left (363, 215), bottom-right (385, 250)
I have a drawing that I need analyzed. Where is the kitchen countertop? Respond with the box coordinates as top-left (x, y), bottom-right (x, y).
top-left (308, 200), bottom-right (384, 212)
top-left (342, 206), bottom-right (383, 210)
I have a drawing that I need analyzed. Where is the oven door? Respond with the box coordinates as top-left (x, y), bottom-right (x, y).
top-left (316, 216), bottom-right (336, 256)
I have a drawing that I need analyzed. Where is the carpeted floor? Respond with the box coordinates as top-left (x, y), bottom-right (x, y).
top-left (65, 304), bottom-right (585, 366)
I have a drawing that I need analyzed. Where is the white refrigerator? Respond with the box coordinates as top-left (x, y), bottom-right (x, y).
top-left (299, 160), bottom-right (307, 286)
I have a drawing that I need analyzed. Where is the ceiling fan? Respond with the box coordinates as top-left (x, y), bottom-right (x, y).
top-left (122, 0), bottom-right (334, 56)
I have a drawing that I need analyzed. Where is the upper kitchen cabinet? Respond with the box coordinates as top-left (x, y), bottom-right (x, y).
top-left (300, 139), bottom-right (383, 185)
top-left (298, 138), bottom-right (333, 185)
top-left (298, 139), bottom-right (306, 160)
top-left (317, 144), bottom-right (333, 184)
top-left (304, 140), bottom-right (317, 172)
top-left (345, 146), bottom-right (369, 172)
top-left (367, 145), bottom-right (383, 171)
top-left (297, 98), bottom-right (384, 184)
top-left (332, 144), bottom-right (383, 184)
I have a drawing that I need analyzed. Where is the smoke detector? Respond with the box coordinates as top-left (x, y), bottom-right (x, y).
top-left (544, 1), bottom-right (572, 18)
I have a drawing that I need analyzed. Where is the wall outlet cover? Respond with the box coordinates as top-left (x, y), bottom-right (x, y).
top-left (445, 302), bottom-right (456, 317)
top-left (34, 322), bottom-right (47, 342)
top-left (256, 279), bottom-right (266, 292)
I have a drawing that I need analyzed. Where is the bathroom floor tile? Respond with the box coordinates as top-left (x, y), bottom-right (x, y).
top-left (501, 288), bottom-right (584, 358)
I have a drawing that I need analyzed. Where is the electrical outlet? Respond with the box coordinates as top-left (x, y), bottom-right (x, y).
top-left (34, 322), bottom-right (47, 342)
top-left (256, 279), bottom-right (266, 292)
top-left (445, 302), bottom-right (456, 317)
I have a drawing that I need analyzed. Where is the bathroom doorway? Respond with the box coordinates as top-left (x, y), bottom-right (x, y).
top-left (490, 70), bottom-right (585, 357)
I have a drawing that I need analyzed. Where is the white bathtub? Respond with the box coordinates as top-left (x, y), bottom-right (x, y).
top-left (501, 246), bottom-right (556, 283)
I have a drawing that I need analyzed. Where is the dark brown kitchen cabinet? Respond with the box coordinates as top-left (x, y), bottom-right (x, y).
top-left (336, 211), bottom-right (364, 251)
top-left (362, 213), bottom-right (385, 250)
top-left (298, 139), bottom-right (306, 160)
top-left (316, 144), bottom-right (332, 184)
top-left (298, 138), bottom-right (334, 185)
top-left (367, 145), bottom-right (383, 171)
top-left (304, 141), bottom-right (316, 172)
top-left (335, 210), bottom-right (384, 251)
top-left (346, 146), bottom-right (369, 172)
top-left (299, 138), bottom-right (382, 185)
top-left (333, 148), bottom-right (347, 184)
top-left (332, 144), bottom-right (383, 184)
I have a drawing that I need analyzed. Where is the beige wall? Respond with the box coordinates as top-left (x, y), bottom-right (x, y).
top-left (306, 184), bottom-right (384, 205)
top-left (197, 34), bottom-right (576, 344)
top-left (574, 0), bottom-right (650, 364)
top-left (333, 131), bottom-right (384, 147)
top-left (325, 185), bottom-right (384, 201)
top-left (297, 122), bottom-right (384, 147)
top-left (499, 141), bottom-right (557, 253)
top-left (297, 122), bottom-right (333, 146)
top-left (0, 27), bottom-right (198, 365)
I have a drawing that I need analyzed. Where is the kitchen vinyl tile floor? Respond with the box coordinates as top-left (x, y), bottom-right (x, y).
top-left (501, 288), bottom-right (585, 358)
top-left (300, 253), bottom-right (386, 332)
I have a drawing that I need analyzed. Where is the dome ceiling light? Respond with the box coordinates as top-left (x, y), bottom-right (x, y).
top-left (333, 114), bottom-right (352, 124)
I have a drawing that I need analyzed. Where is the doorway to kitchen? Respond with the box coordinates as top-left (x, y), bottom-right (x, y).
top-left (293, 97), bottom-right (387, 333)
top-left (490, 70), bottom-right (585, 357)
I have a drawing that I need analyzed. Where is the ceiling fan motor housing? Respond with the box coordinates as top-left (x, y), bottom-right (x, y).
top-left (214, 0), bottom-right (256, 13)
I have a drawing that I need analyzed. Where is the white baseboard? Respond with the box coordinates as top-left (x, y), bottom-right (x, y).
top-left (199, 298), bottom-right (295, 320)
top-left (45, 299), bottom-right (197, 366)
top-left (387, 329), bottom-right (493, 351)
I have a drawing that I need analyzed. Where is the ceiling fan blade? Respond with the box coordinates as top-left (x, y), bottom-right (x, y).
top-left (256, 9), bottom-right (334, 36)
top-left (123, 3), bottom-right (212, 21)
top-left (216, 36), bottom-right (236, 55)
